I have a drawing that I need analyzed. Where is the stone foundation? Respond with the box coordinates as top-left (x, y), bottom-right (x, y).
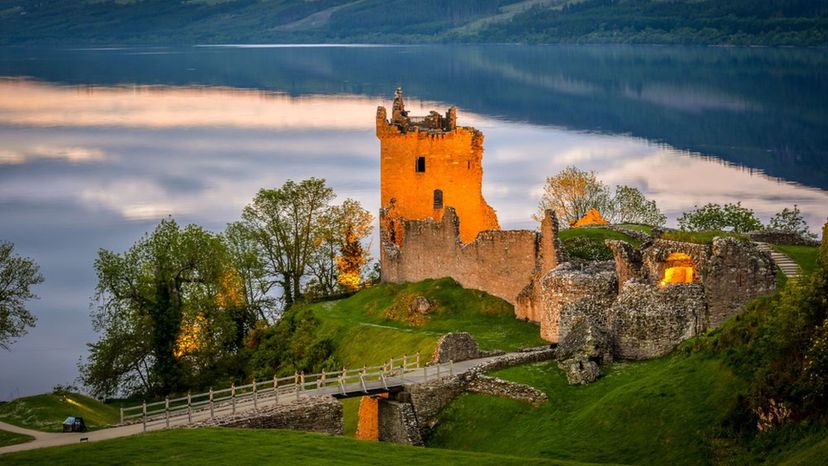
top-left (191, 396), bottom-right (343, 434)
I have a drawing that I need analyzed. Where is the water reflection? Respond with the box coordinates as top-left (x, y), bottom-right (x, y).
top-left (0, 48), bottom-right (827, 398)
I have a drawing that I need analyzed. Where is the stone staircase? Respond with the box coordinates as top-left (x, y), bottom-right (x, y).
top-left (753, 242), bottom-right (801, 278)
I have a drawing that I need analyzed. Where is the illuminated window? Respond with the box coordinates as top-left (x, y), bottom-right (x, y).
top-left (433, 189), bottom-right (443, 209)
top-left (416, 156), bottom-right (426, 173)
top-left (659, 252), bottom-right (696, 286)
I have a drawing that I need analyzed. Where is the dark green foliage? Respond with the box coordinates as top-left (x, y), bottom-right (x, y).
top-left (768, 204), bottom-right (816, 239)
top-left (245, 307), bottom-right (339, 379)
top-left (1, 0), bottom-right (825, 46)
top-left (677, 202), bottom-right (763, 233)
top-left (0, 241), bottom-right (44, 349)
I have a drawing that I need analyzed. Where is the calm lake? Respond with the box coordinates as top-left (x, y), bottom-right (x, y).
top-left (1, 44), bottom-right (826, 399)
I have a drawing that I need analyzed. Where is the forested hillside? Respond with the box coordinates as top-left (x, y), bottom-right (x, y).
top-left (1, 0), bottom-right (826, 46)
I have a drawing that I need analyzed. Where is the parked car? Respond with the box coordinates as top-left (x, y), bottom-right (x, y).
top-left (62, 416), bottom-right (87, 432)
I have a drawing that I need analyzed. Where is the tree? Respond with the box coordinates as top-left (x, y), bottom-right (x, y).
top-left (605, 185), bottom-right (667, 226)
top-left (239, 178), bottom-right (335, 308)
top-left (534, 166), bottom-right (611, 225)
top-left (535, 167), bottom-right (665, 227)
top-left (81, 218), bottom-right (247, 397)
top-left (334, 199), bottom-right (373, 292)
top-left (677, 202), bottom-right (763, 233)
top-left (224, 222), bottom-right (279, 323)
top-left (768, 204), bottom-right (816, 239)
top-left (0, 242), bottom-right (44, 350)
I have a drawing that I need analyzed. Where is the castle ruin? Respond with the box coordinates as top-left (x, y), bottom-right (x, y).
top-left (376, 90), bottom-right (776, 364)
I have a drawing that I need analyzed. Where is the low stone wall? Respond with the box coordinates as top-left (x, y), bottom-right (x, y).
top-left (745, 230), bottom-right (820, 246)
top-left (191, 396), bottom-right (343, 434)
top-left (466, 374), bottom-right (547, 406)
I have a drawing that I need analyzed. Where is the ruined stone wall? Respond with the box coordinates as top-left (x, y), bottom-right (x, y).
top-left (377, 105), bottom-right (499, 245)
top-left (539, 261), bottom-right (618, 343)
top-left (377, 399), bottom-right (423, 446)
top-left (192, 396), bottom-right (343, 434)
top-left (430, 332), bottom-right (484, 363)
top-left (466, 374), bottom-right (547, 406)
top-left (381, 208), bottom-right (540, 308)
top-left (704, 237), bottom-right (776, 327)
top-left (610, 283), bottom-right (708, 359)
top-left (641, 239), bottom-right (710, 285)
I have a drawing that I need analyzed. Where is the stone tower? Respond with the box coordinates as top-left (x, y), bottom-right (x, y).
top-left (376, 88), bottom-right (499, 246)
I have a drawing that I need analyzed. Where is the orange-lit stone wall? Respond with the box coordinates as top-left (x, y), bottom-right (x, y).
top-left (355, 394), bottom-right (388, 441)
top-left (376, 105), bottom-right (499, 246)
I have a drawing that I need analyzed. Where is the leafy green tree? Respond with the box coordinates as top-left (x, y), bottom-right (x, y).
top-left (0, 242), bottom-right (44, 350)
top-left (606, 185), bottom-right (667, 226)
top-left (224, 221), bottom-right (279, 323)
top-left (82, 218), bottom-right (247, 397)
top-left (768, 204), bottom-right (816, 239)
top-left (239, 178), bottom-right (335, 307)
top-left (677, 202), bottom-right (762, 233)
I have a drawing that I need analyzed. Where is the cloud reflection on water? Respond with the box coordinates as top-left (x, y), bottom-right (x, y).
top-left (0, 80), bottom-right (826, 399)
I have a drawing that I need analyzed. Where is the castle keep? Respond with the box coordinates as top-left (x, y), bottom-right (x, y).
top-left (377, 91), bottom-right (776, 364)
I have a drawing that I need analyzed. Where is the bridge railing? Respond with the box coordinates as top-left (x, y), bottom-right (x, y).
top-left (120, 351), bottom-right (456, 432)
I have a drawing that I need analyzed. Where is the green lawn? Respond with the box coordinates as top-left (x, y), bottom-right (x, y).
top-left (340, 397), bottom-right (360, 437)
top-left (0, 429), bottom-right (33, 447)
top-left (0, 393), bottom-right (120, 432)
top-left (428, 355), bottom-right (745, 466)
top-left (772, 244), bottom-right (820, 275)
top-left (306, 278), bottom-right (546, 367)
top-left (0, 428), bottom-right (606, 466)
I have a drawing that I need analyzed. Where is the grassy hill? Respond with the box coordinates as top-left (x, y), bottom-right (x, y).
top-left (0, 393), bottom-right (120, 432)
top-left (0, 0), bottom-right (825, 46)
top-left (0, 428), bottom-right (607, 466)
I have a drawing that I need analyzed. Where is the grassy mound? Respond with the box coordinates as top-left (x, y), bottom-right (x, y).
top-left (559, 228), bottom-right (641, 260)
top-left (0, 429), bottom-right (33, 447)
top-left (0, 428), bottom-right (605, 466)
top-left (307, 278), bottom-right (546, 367)
top-left (0, 393), bottom-right (120, 432)
top-left (428, 355), bottom-right (743, 465)
top-left (660, 230), bottom-right (746, 244)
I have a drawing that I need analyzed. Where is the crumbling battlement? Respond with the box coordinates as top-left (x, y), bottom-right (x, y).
top-left (377, 88), bottom-right (499, 245)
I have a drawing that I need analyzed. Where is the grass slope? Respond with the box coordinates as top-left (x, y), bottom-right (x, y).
top-left (0, 428), bottom-right (607, 466)
top-left (306, 278), bottom-right (546, 367)
top-left (428, 355), bottom-right (744, 465)
top-left (0, 429), bottom-right (33, 448)
top-left (0, 393), bottom-right (120, 432)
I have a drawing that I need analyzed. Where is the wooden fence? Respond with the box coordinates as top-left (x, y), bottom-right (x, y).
top-left (120, 352), bottom-right (456, 432)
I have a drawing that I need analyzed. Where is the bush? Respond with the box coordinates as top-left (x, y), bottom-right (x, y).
top-left (677, 202), bottom-right (762, 233)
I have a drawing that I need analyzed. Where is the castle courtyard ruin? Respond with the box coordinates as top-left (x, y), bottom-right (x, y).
top-left (377, 89), bottom-right (777, 364)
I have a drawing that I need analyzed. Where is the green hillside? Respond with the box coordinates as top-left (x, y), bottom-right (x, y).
top-left (0, 393), bottom-right (120, 432)
top-left (0, 428), bottom-right (605, 466)
top-left (1, 0), bottom-right (825, 46)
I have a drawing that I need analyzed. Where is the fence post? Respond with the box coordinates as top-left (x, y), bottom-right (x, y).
top-left (274, 375), bottom-right (279, 403)
top-left (359, 367), bottom-right (367, 393)
top-left (300, 371), bottom-right (305, 391)
top-left (187, 392), bottom-right (192, 424)
top-left (231, 382), bottom-right (236, 415)
top-left (120, 406), bottom-right (124, 425)
top-left (416, 351), bottom-right (420, 368)
top-left (319, 370), bottom-right (326, 390)
top-left (402, 354), bottom-right (407, 372)
top-left (209, 388), bottom-right (214, 420)
top-left (423, 366), bottom-right (428, 382)
top-left (389, 357), bottom-right (394, 372)
top-left (253, 378), bottom-right (258, 410)
top-left (142, 400), bottom-right (147, 433)
top-left (165, 397), bottom-right (170, 428)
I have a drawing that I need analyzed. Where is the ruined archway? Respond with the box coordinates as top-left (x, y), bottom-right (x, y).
top-left (659, 252), bottom-right (696, 286)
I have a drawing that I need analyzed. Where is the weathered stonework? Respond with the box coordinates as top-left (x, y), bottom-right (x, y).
top-left (191, 396), bottom-right (343, 434)
top-left (610, 283), bottom-right (707, 360)
top-left (377, 399), bottom-right (423, 446)
top-left (745, 229), bottom-right (820, 246)
top-left (557, 358), bottom-right (601, 385)
top-left (540, 261), bottom-right (617, 343)
top-left (466, 374), bottom-right (547, 406)
top-left (703, 237), bottom-right (776, 327)
top-left (378, 88), bottom-right (499, 246)
top-left (605, 239), bottom-right (645, 291)
top-left (431, 332), bottom-right (483, 363)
